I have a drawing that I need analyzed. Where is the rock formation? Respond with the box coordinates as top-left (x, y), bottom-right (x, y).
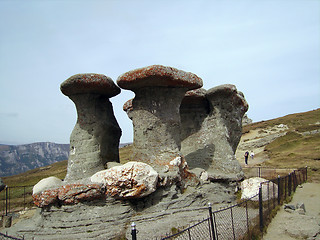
top-left (61, 73), bottom-right (121, 182)
top-left (181, 84), bottom-right (248, 181)
top-left (5, 67), bottom-right (253, 239)
top-left (117, 65), bottom-right (202, 183)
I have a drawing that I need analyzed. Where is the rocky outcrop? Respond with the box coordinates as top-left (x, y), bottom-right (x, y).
top-left (61, 73), bottom-right (122, 182)
top-left (117, 65), bottom-right (202, 183)
top-left (12, 181), bottom-right (237, 240)
top-left (0, 142), bottom-right (69, 177)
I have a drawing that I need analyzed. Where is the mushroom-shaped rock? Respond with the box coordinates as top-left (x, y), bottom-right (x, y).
top-left (61, 73), bottom-right (122, 182)
top-left (117, 65), bottom-right (202, 174)
top-left (91, 162), bottom-right (158, 199)
top-left (196, 84), bottom-right (247, 181)
top-left (206, 84), bottom-right (248, 153)
top-left (181, 84), bottom-right (248, 181)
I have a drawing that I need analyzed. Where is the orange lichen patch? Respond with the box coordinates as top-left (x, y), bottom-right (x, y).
top-left (61, 73), bottom-right (120, 97)
top-left (32, 189), bottom-right (59, 207)
top-left (33, 183), bottom-right (105, 207)
top-left (117, 65), bottom-right (203, 90)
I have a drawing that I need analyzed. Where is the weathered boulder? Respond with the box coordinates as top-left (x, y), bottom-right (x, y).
top-left (60, 73), bottom-right (122, 182)
top-left (32, 176), bottom-right (63, 195)
top-left (117, 65), bottom-right (202, 179)
top-left (91, 161), bottom-right (158, 199)
top-left (240, 177), bottom-right (278, 201)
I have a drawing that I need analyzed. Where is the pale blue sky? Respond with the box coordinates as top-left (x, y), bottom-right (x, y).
top-left (0, 0), bottom-right (319, 145)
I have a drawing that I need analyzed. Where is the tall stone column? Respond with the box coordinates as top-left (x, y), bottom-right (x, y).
top-left (181, 84), bottom-right (248, 181)
top-left (117, 65), bottom-right (202, 176)
top-left (61, 73), bottom-right (121, 182)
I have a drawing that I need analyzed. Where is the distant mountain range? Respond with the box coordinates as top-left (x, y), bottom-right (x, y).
top-left (0, 142), bottom-right (132, 177)
top-left (0, 142), bottom-right (70, 177)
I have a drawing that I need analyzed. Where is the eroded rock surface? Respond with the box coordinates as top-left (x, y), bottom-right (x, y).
top-left (117, 65), bottom-right (202, 182)
top-left (60, 73), bottom-right (121, 182)
top-left (181, 84), bottom-right (248, 181)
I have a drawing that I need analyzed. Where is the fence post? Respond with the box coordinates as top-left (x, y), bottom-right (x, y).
top-left (305, 166), bottom-right (307, 182)
top-left (5, 186), bottom-right (8, 216)
top-left (259, 186), bottom-right (263, 233)
top-left (293, 171), bottom-right (296, 191)
top-left (277, 175), bottom-right (281, 205)
top-left (288, 173), bottom-right (292, 196)
top-left (24, 186), bottom-right (26, 210)
top-left (258, 167), bottom-right (261, 178)
top-left (208, 203), bottom-right (216, 240)
top-left (131, 222), bottom-right (137, 240)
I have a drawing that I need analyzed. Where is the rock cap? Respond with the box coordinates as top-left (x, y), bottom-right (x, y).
top-left (206, 84), bottom-right (248, 111)
top-left (117, 65), bottom-right (203, 90)
top-left (61, 73), bottom-right (120, 97)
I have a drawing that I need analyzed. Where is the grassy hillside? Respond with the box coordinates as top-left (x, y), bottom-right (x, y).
top-left (2, 108), bottom-right (319, 187)
top-left (245, 109), bottom-right (320, 182)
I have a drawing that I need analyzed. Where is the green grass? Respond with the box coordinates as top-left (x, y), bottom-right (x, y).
top-left (243, 108), bottom-right (320, 182)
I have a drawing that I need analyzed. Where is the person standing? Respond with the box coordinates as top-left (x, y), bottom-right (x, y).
top-left (250, 151), bottom-right (254, 159)
top-left (244, 151), bottom-right (249, 165)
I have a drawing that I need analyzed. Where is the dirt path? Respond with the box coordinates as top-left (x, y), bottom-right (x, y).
top-left (263, 182), bottom-right (320, 240)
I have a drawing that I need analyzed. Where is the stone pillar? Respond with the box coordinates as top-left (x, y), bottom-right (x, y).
top-left (61, 73), bottom-right (121, 182)
top-left (181, 84), bottom-right (248, 181)
top-left (117, 65), bottom-right (202, 175)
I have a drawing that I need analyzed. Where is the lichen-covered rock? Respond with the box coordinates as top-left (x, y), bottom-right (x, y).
top-left (241, 177), bottom-right (278, 201)
top-left (32, 182), bottom-right (105, 207)
top-left (91, 162), bottom-right (158, 199)
top-left (61, 73), bottom-right (122, 182)
top-left (33, 188), bottom-right (59, 207)
top-left (58, 183), bottom-right (105, 204)
top-left (32, 176), bottom-right (63, 195)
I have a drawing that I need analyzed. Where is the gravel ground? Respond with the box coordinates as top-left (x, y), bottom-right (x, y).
top-left (263, 183), bottom-right (320, 240)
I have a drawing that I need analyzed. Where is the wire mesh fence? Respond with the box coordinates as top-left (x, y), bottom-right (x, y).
top-left (150, 167), bottom-right (307, 240)
top-left (0, 167), bottom-right (307, 240)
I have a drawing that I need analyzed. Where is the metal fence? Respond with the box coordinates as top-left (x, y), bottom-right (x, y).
top-left (0, 167), bottom-right (307, 240)
top-left (0, 185), bottom-right (34, 216)
top-left (138, 167), bottom-right (307, 240)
